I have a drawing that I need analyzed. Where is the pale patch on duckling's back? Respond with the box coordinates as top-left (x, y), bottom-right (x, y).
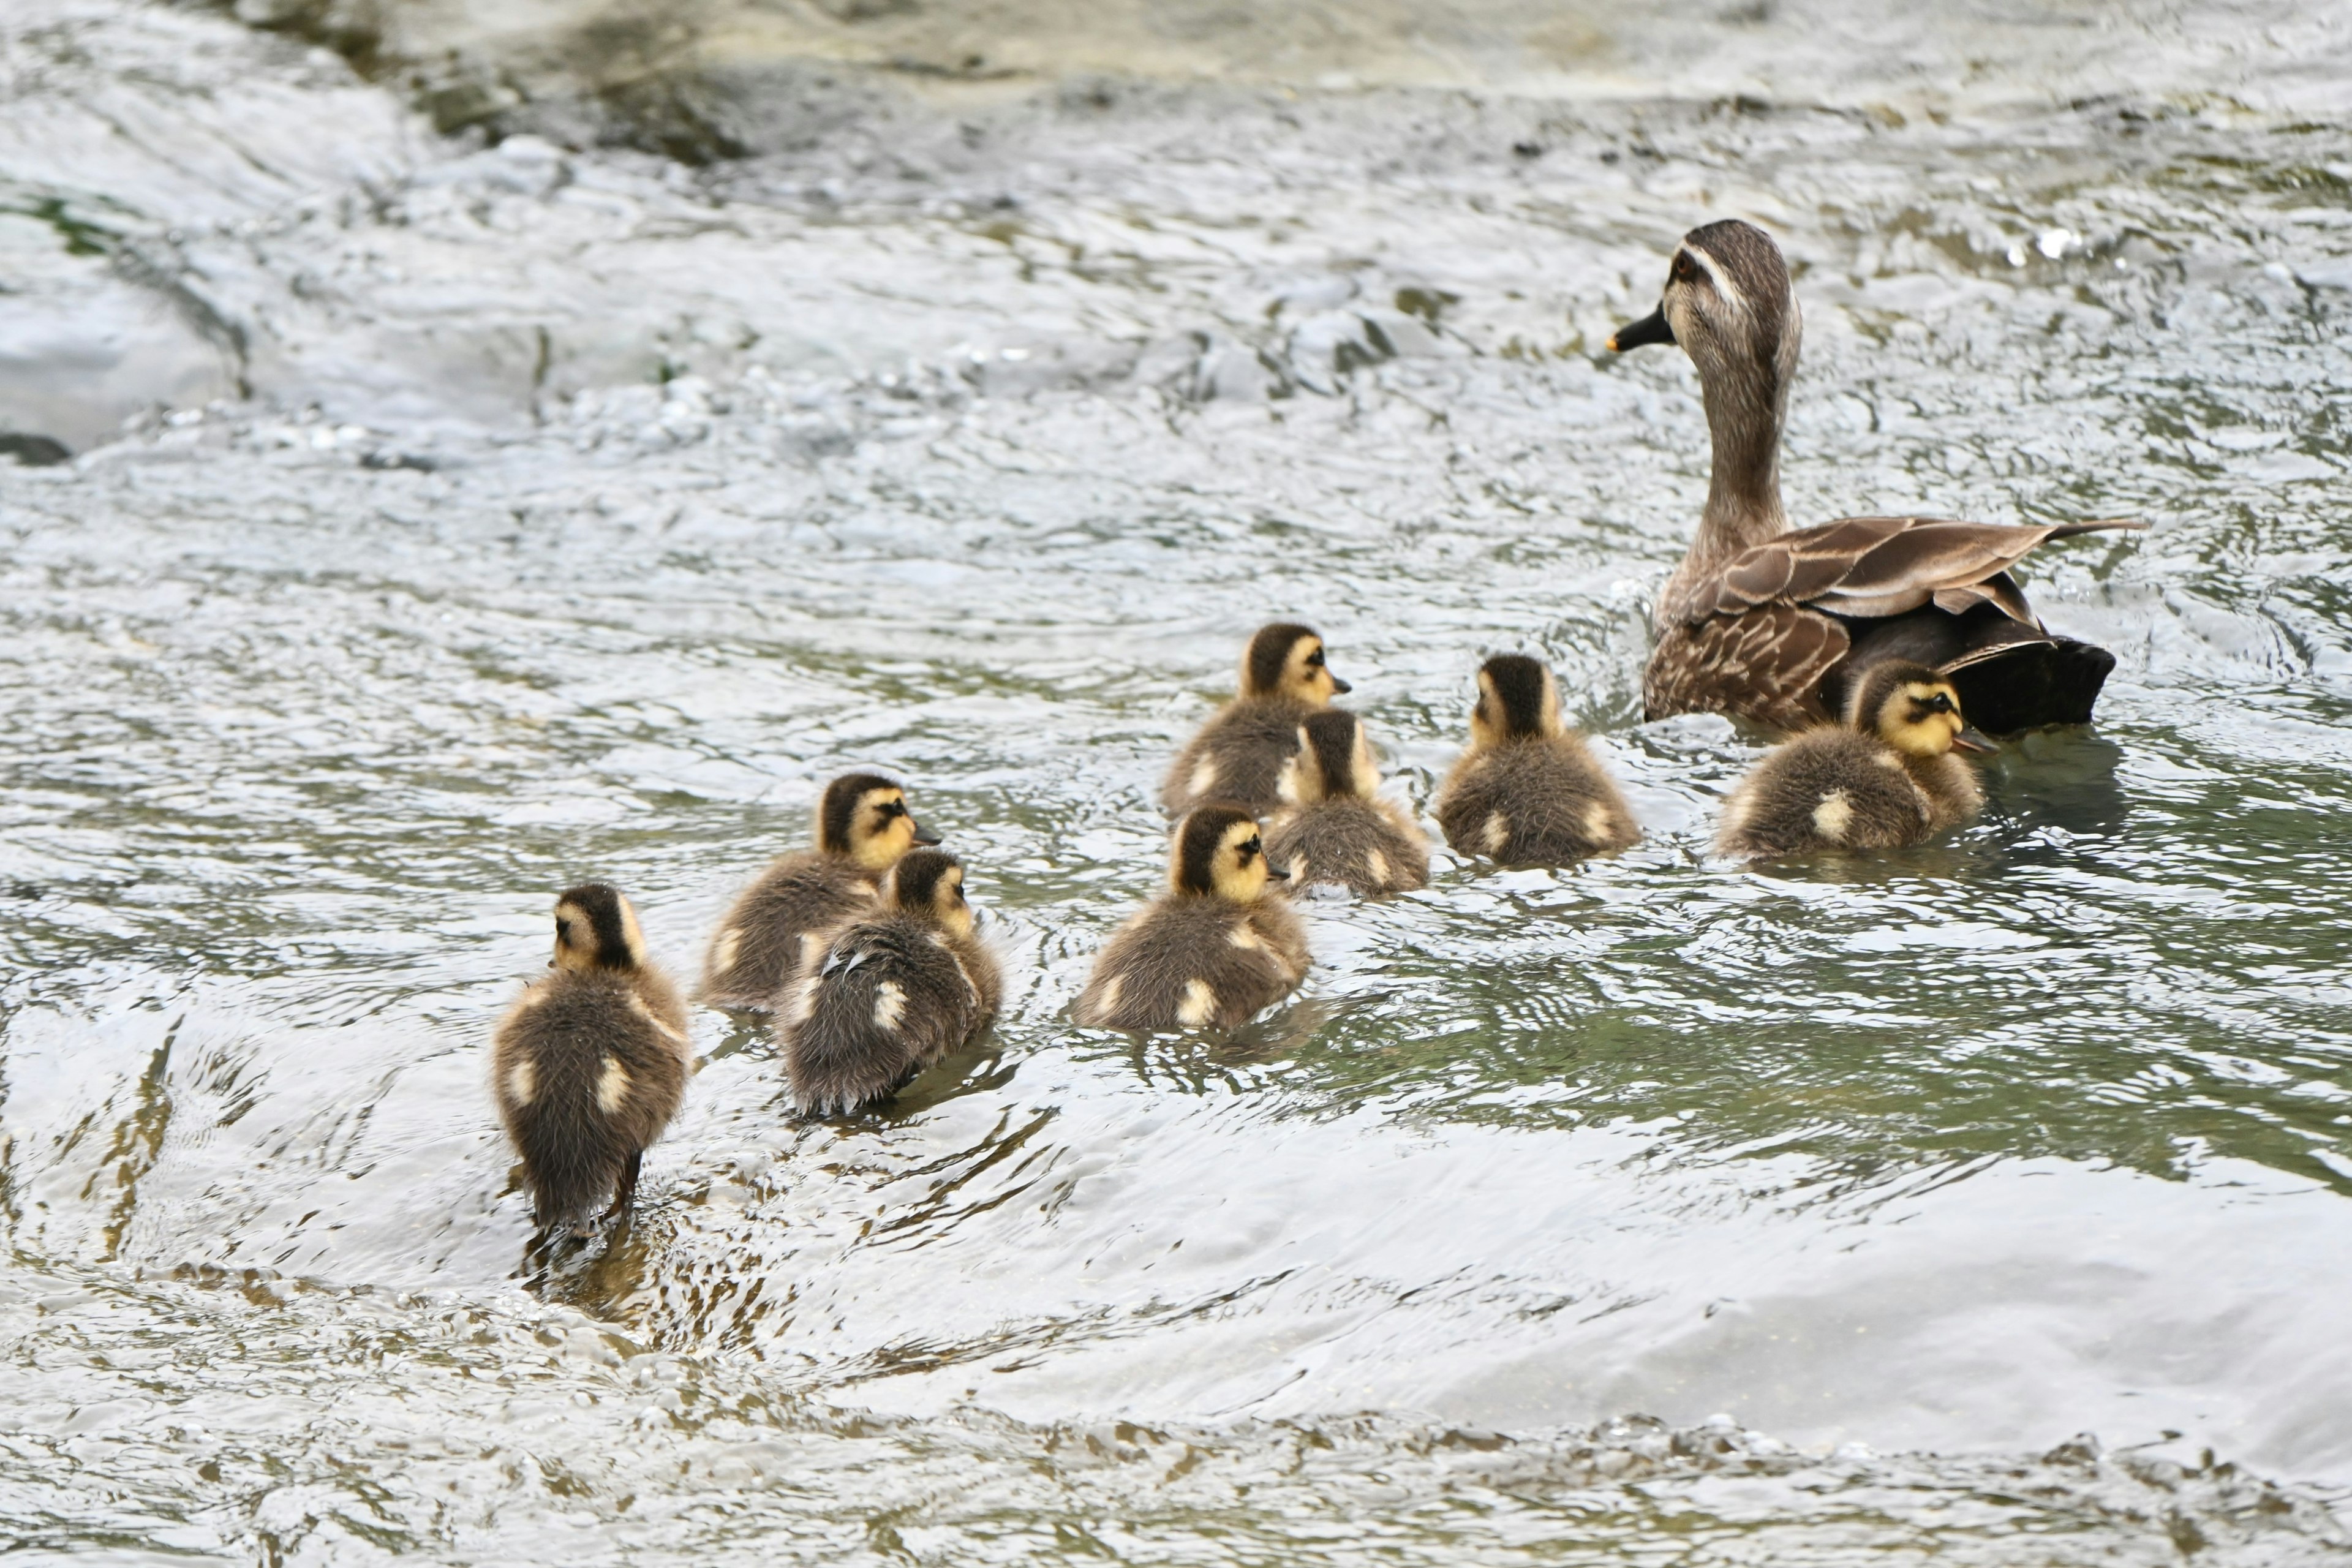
top-left (872, 981), bottom-right (907, 1031)
top-left (1811, 790), bottom-right (1854, 843)
top-left (1177, 978), bottom-right (1218, 1027)
top-left (595, 1058), bottom-right (631, 1116)
top-left (505, 1058), bottom-right (535, 1107)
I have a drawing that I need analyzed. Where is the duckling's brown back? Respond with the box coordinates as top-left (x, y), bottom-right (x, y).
top-left (1437, 737), bottom-right (1640, 866)
top-left (1716, 727), bottom-right (1935, 858)
top-left (1163, 699), bottom-right (1314, 816)
top-left (1267, 797), bottom-right (1430, 895)
top-left (1075, 895), bottom-right (1305, 1031)
top-left (702, 851), bottom-right (878, 1009)
top-left (782, 913), bottom-right (997, 1114)
top-left (492, 968), bottom-right (690, 1231)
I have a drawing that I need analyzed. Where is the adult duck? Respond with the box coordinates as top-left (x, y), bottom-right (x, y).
top-left (1610, 219), bottom-right (2140, 734)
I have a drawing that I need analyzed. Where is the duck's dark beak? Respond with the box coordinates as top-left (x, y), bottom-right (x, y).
top-left (1329, 673), bottom-right (1353, 695)
top-left (1264, 862), bottom-right (1291, 881)
top-left (1951, 727), bottom-right (1998, 755)
top-left (1608, 306), bottom-right (1675, 352)
top-left (910, 820), bottom-right (943, 846)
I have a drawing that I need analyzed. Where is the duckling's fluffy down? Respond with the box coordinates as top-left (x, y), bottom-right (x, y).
top-left (780, 914), bottom-right (1000, 1114)
top-left (1163, 699), bottom-right (1314, 817)
top-left (492, 967), bottom-right (690, 1232)
top-left (1074, 896), bottom-right (1307, 1032)
top-left (1435, 737), bottom-right (1640, 867)
top-left (1267, 796), bottom-right (1429, 895)
top-left (1716, 728), bottom-right (1979, 859)
top-left (701, 854), bottom-right (878, 1009)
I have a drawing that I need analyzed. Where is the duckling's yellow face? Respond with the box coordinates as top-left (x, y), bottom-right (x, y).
top-left (1209, 819), bottom-right (1278, 901)
top-left (848, 786), bottom-right (935, 870)
top-left (551, 888), bottom-right (646, 971)
top-left (1872, 679), bottom-right (1980, 758)
top-left (929, 861), bottom-right (975, 941)
top-left (1255, 634), bottom-right (1348, 707)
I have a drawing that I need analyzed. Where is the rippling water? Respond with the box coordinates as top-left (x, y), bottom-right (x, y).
top-left (5, 0), bottom-right (2352, 1559)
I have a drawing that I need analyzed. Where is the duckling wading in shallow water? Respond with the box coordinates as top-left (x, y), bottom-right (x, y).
top-left (1436, 655), bottom-right (1640, 867)
top-left (1609, 218), bottom-right (2143, 734)
top-left (1075, 802), bottom-right (1310, 1031)
top-left (492, 884), bottom-right (690, 1234)
top-left (1163, 624), bottom-right (1352, 817)
top-left (1716, 660), bottom-right (1994, 859)
top-left (701, 772), bottom-right (939, 1010)
top-left (1266, 709), bottom-right (1430, 895)
top-left (780, 849), bottom-right (1001, 1115)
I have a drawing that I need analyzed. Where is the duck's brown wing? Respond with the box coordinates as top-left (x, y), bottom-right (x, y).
top-left (1653, 516), bottom-right (2141, 728)
top-left (1662, 516), bottom-right (2141, 628)
top-left (1644, 601), bottom-right (1848, 730)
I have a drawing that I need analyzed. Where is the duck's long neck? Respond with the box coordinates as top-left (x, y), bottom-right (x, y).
top-left (1695, 358), bottom-right (1790, 564)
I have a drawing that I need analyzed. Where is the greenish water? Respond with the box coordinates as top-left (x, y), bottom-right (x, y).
top-left (3, 0), bottom-right (2352, 1560)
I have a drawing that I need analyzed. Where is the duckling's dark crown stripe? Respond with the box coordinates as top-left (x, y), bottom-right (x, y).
top-left (1300, 709), bottom-right (1360, 793)
top-left (820, 772), bottom-right (902, 853)
top-left (1175, 802), bottom-right (1254, 894)
top-left (888, 847), bottom-right (961, 910)
top-left (557, 883), bottom-right (632, 967)
top-left (1246, 624), bottom-right (1319, 696)
top-left (1480, 654), bottom-right (1550, 736)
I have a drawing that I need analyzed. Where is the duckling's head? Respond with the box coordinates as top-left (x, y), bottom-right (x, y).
top-left (1608, 218), bottom-right (1802, 419)
top-left (551, 883), bottom-right (648, 973)
top-left (1469, 654), bottom-right (1564, 748)
top-left (1280, 709), bottom-right (1380, 805)
top-left (1848, 660), bottom-right (1999, 760)
top-left (881, 848), bottom-right (975, 940)
top-left (1241, 623), bottom-right (1351, 706)
top-left (1169, 802), bottom-right (1287, 901)
top-left (817, 772), bottom-right (940, 870)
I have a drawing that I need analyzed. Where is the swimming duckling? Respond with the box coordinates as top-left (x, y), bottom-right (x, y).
top-left (1716, 659), bottom-right (1993, 859)
top-left (1265, 709), bottom-right (1430, 895)
top-left (701, 772), bottom-right (940, 1009)
top-left (1434, 655), bottom-right (1640, 865)
top-left (1163, 623), bottom-right (1352, 816)
top-left (1074, 802), bottom-right (1310, 1031)
top-left (492, 884), bottom-right (691, 1234)
top-left (780, 849), bottom-right (1001, 1115)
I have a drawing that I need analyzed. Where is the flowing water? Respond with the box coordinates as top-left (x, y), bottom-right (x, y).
top-left (5, 0), bottom-right (2352, 1560)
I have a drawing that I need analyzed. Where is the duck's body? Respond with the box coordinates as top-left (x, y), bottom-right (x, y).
top-left (1075, 804), bottom-right (1309, 1031)
top-left (1265, 709), bottom-right (1429, 895)
top-left (702, 774), bottom-right (939, 1009)
top-left (1611, 219), bottom-right (2141, 734)
top-left (1163, 624), bottom-right (1352, 816)
top-left (1717, 660), bottom-right (1991, 859)
top-left (1434, 655), bottom-right (1640, 866)
top-left (780, 850), bottom-right (1000, 1115)
top-left (492, 885), bottom-right (691, 1234)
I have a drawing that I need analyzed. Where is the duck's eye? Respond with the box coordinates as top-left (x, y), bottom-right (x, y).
top-left (1928, 694), bottom-right (1954, 714)
top-left (1671, 252), bottom-right (1699, 284)
top-left (1238, 837), bottom-right (1260, 861)
top-left (1306, 648), bottom-right (1326, 667)
top-left (877, 801), bottom-right (905, 820)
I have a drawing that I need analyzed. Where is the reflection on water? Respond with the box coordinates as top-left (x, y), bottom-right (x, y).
top-left (4, 0), bottom-right (2352, 1559)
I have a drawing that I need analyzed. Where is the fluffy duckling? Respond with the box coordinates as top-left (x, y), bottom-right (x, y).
top-left (1074, 802), bottom-right (1310, 1031)
top-left (492, 884), bottom-right (691, 1234)
top-left (701, 772), bottom-right (940, 1009)
top-left (1265, 709), bottom-right (1431, 895)
top-left (1163, 623), bottom-right (1352, 816)
top-left (1434, 655), bottom-right (1641, 865)
top-left (1716, 659), bottom-right (1993, 859)
top-left (780, 849), bottom-right (1001, 1115)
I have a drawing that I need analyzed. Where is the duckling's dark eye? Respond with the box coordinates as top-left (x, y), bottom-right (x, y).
top-left (878, 801), bottom-right (905, 819)
top-left (1306, 649), bottom-right (1326, 667)
top-left (1238, 837), bottom-right (1261, 861)
top-left (1929, 694), bottom-right (1954, 714)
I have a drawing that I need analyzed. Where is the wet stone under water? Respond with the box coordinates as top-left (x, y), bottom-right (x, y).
top-left (2, 0), bottom-right (2351, 1561)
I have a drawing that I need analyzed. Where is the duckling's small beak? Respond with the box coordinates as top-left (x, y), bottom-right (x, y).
top-left (1264, 862), bottom-right (1291, 881)
top-left (910, 820), bottom-right (943, 846)
top-left (1951, 727), bottom-right (1998, 755)
top-left (1608, 306), bottom-right (1675, 352)
top-left (1329, 674), bottom-right (1353, 695)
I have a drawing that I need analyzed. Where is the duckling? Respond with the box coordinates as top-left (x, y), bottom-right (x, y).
top-left (1163, 623), bottom-right (1352, 816)
top-left (1265, 709), bottom-right (1431, 895)
top-left (491, 884), bottom-right (691, 1234)
top-left (1074, 802), bottom-right (1310, 1031)
top-left (1434, 654), bottom-right (1640, 866)
top-left (1716, 659), bottom-right (1994, 859)
top-left (779, 848), bottom-right (1001, 1115)
top-left (701, 772), bottom-right (940, 1009)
